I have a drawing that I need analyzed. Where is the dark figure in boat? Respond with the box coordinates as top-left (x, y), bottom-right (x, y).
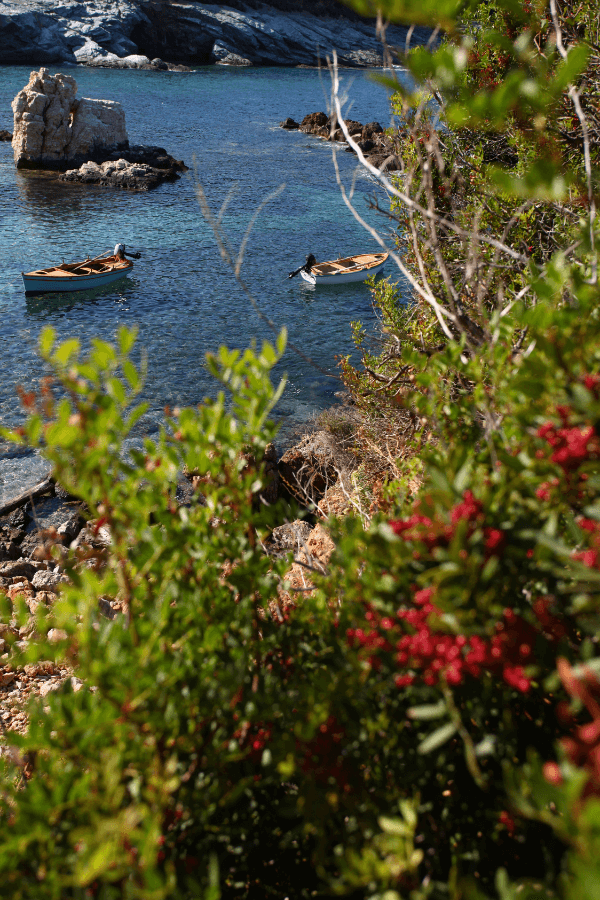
top-left (288, 254), bottom-right (316, 279)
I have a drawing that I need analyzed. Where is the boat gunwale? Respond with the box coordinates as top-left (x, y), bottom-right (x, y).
top-left (23, 258), bottom-right (133, 281)
top-left (311, 252), bottom-right (388, 277)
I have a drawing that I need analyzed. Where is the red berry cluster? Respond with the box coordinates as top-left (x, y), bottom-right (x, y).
top-left (544, 659), bottom-right (600, 801)
top-left (538, 417), bottom-right (600, 473)
top-left (343, 488), bottom-right (568, 694)
top-left (537, 387), bottom-right (600, 473)
top-left (233, 721), bottom-right (273, 763)
top-left (572, 517), bottom-right (600, 570)
top-left (389, 489), bottom-right (484, 552)
top-left (347, 595), bottom-right (543, 693)
top-left (298, 716), bottom-right (349, 789)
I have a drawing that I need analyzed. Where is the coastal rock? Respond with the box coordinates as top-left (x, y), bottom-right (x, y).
top-left (0, 560), bottom-right (36, 582)
top-left (299, 111), bottom-right (328, 133)
top-left (0, 0), bottom-right (148, 65)
top-left (280, 117), bottom-right (299, 129)
top-left (11, 69), bottom-right (186, 187)
top-left (362, 121), bottom-right (384, 139)
top-left (60, 145), bottom-right (188, 191)
top-left (285, 111), bottom-right (399, 171)
top-left (279, 522), bottom-right (335, 603)
top-left (0, 540), bottom-right (21, 562)
top-left (278, 431), bottom-right (340, 506)
top-left (12, 68), bottom-right (128, 170)
top-left (136, 2), bottom-right (431, 68)
top-left (60, 158), bottom-right (169, 191)
top-left (56, 515), bottom-right (84, 546)
top-left (267, 520), bottom-right (314, 558)
top-left (211, 42), bottom-right (253, 66)
top-left (31, 570), bottom-right (67, 593)
top-left (0, 130), bottom-right (12, 142)
top-left (0, 1), bottom-right (432, 69)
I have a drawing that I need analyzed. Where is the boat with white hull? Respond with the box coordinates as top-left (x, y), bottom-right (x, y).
top-left (22, 255), bottom-right (133, 295)
top-left (298, 252), bottom-right (388, 286)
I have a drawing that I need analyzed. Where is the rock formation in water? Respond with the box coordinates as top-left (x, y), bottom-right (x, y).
top-left (60, 146), bottom-right (188, 190)
top-left (11, 68), bottom-right (187, 189)
top-left (0, 0), bottom-right (431, 69)
top-left (12, 68), bottom-right (128, 169)
top-left (284, 111), bottom-right (400, 172)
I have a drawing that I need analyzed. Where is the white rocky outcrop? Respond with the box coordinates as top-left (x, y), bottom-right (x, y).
top-left (11, 68), bottom-right (128, 169)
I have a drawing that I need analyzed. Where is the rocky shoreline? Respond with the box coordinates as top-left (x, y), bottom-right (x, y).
top-left (282, 110), bottom-right (400, 171)
top-left (0, 425), bottom-right (355, 740)
top-left (0, 1), bottom-right (431, 69)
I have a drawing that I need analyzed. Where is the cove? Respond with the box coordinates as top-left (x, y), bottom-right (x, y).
top-left (0, 64), bottom-right (408, 504)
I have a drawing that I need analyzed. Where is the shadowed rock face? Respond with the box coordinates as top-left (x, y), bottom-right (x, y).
top-left (0, 1), bottom-right (431, 68)
top-left (11, 68), bottom-right (128, 170)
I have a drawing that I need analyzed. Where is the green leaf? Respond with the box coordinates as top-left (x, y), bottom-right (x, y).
top-left (551, 43), bottom-right (590, 92)
top-left (407, 701), bottom-right (447, 720)
top-left (39, 326), bottom-right (56, 358)
top-left (53, 338), bottom-right (80, 366)
top-left (418, 722), bottom-right (457, 754)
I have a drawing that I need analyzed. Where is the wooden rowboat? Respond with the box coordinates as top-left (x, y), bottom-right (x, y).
top-left (22, 254), bottom-right (133, 294)
top-left (300, 251), bottom-right (388, 286)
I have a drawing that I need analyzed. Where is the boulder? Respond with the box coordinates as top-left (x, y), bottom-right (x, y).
top-left (31, 570), bottom-right (67, 593)
top-left (266, 520), bottom-right (314, 558)
top-left (279, 118), bottom-right (300, 130)
top-left (363, 121), bottom-right (384, 139)
top-left (56, 514), bottom-right (84, 546)
top-left (279, 523), bottom-right (336, 604)
top-left (0, 560), bottom-right (36, 582)
top-left (0, 540), bottom-right (21, 562)
top-left (60, 156), bottom-right (184, 191)
top-left (211, 42), bottom-right (253, 66)
top-left (300, 111), bottom-right (328, 133)
top-left (278, 431), bottom-right (340, 506)
top-left (0, 130), bottom-right (12, 142)
top-left (12, 68), bottom-right (128, 170)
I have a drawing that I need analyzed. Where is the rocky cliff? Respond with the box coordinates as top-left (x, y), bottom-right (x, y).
top-left (0, 0), bottom-right (429, 68)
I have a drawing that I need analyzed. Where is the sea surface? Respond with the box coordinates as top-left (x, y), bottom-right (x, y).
top-left (0, 63), bottom-right (408, 504)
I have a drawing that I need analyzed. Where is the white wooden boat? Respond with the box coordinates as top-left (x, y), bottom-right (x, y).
top-left (300, 252), bottom-right (388, 286)
top-left (22, 255), bottom-right (133, 294)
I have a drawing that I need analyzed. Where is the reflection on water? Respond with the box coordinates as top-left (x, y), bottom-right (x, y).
top-left (25, 278), bottom-right (136, 318)
top-left (0, 63), bottom-right (410, 503)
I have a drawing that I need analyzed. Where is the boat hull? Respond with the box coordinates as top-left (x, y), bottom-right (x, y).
top-left (301, 259), bottom-right (387, 285)
top-left (22, 267), bottom-right (130, 295)
top-left (299, 252), bottom-right (388, 286)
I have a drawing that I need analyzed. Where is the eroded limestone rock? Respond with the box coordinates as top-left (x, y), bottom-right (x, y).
top-left (11, 68), bottom-right (128, 170)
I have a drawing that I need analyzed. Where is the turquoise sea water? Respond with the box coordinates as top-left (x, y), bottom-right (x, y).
top-left (0, 64), bottom-right (407, 503)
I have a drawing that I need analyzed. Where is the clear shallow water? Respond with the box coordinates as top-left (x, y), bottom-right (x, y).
top-left (0, 64), bottom-right (407, 503)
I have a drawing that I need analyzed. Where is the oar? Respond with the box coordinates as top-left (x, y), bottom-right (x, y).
top-left (69, 251), bottom-right (113, 273)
